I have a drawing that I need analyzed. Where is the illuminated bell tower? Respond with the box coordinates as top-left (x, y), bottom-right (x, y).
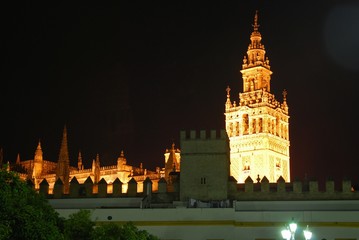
top-left (225, 11), bottom-right (290, 183)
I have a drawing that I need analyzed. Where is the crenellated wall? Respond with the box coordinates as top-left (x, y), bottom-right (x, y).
top-left (41, 172), bottom-right (359, 208)
top-left (228, 176), bottom-right (359, 201)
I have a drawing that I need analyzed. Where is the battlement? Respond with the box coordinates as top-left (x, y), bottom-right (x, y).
top-left (180, 129), bottom-right (229, 155)
top-left (228, 176), bottom-right (359, 201)
top-left (180, 129), bottom-right (228, 140)
top-left (36, 176), bottom-right (165, 200)
top-left (38, 175), bottom-right (359, 205)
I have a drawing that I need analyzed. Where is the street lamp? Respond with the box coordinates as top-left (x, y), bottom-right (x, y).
top-left (281, 220), bottom-right (312, 240)
top-left (303, 226), bottom-right (313, 240)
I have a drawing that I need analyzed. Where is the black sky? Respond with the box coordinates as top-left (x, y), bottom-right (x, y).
top-left (1, 1), bottom-right (359, 186)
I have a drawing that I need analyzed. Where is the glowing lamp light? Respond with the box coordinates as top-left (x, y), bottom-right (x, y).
top-left (281, 221), bottom-right (312, 240)
top-left (281, 229), bottom-right (291, 240)
top-left (289, 222), bottom-right (297, 233)
top-left (303, 226), bottom-right (313, 240)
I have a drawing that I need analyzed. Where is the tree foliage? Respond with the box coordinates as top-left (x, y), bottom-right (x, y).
top-left (0, 169), bottom-right (63, 240)
top-left (63, 210), bottom-right (160, 240)
top-left (64, 209), bottom-right (95, 240)
top-left (0, 168), bottom-right (160, 240)
top-left (91, 222), bottom-right (122, 240)
top-left (93, 221), bottom-right (160, 240)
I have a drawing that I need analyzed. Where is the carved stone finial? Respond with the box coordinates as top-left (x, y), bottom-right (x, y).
top-left (256, 174), bottom-right (261, 183)
top-left (282, 89), bottom-right (287, 101)
top-left (226, 86), bottom-right (231, 97)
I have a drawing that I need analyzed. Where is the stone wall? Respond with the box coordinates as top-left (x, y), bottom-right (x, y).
top-left (179, 129), bottom-right (230, 201)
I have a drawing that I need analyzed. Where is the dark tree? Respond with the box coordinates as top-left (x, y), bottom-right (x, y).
top-left (91, 222), bottom-right (122, 240)
top-left (64, 209), bottom-right (95, 240)
top-left (0, 168), bottom-right (63, 240)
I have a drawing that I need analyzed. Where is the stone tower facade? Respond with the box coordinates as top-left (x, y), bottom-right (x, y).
top-left (179, 130), bottom-right (230, 201)
top-left (225, 11), bottom-right (290, 183)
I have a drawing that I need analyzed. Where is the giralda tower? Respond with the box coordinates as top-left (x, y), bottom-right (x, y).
top-left (225, 11), bottom-right (290, 183)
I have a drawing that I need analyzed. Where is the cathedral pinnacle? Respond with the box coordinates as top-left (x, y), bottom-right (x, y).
top-left (282, 89), bottom-right (289, 113)
top-left (34, 140), bottom-right (43, 162)
top-left (282, 89), bottom-right (287, 101)
top-left (225, 86), bottom-right (232, 109)
top-left (37, 140), bottom-right (42, 150)
top-left (226, 86), bottom-right (231, 98)
top-left (56, 124), bottom-right (70, 193)
top-left (77, 151), bottom-right (83, 170)
top-left (16, 153), bottom-right (20, 164)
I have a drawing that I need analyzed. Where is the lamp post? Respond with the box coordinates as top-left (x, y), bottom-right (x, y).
top-left (281, 220), bottom-right (312, 240)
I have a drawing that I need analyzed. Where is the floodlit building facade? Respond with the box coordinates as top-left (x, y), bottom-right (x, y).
top-left (12, 125), bottom-right (178, 195)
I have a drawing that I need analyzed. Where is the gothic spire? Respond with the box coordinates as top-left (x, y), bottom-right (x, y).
top-left (77, 151), bottom-right (83, 170)
top-left (282, 89), bottom-right (289, 113)
top-left (58, 125), bottom-right (70, 165)
top-left (56, 125), bottom-right (70, 193)
top-left (34, 140), bottom-right (43, 162)
top-left (94, 153), bottom-right (100, 183)
top-left (225, 86), bottom-right (232, 109)
top-left (16, 153), bottom-right (20, 164)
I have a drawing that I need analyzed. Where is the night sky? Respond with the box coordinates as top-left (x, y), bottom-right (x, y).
top-left (2, 1), bottom-right (359, 186)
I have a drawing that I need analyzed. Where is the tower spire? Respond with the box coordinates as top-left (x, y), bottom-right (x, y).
top-left (32, 140), bottom-right (43, 179)
top-left (241, 10), bottom-right (272, 92)
top-left (34, 140), bottom-right (43, 162)
top-left (93, 153), bottom-right (100, 183)
top-left (56, 125), bottom-right (70, 193)
top-left (77, 150), bottom-right (83, 170)
top-left (16, 153), bottom-right (20, 164)
top-left (253, 10), bottom-right (259, 32)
